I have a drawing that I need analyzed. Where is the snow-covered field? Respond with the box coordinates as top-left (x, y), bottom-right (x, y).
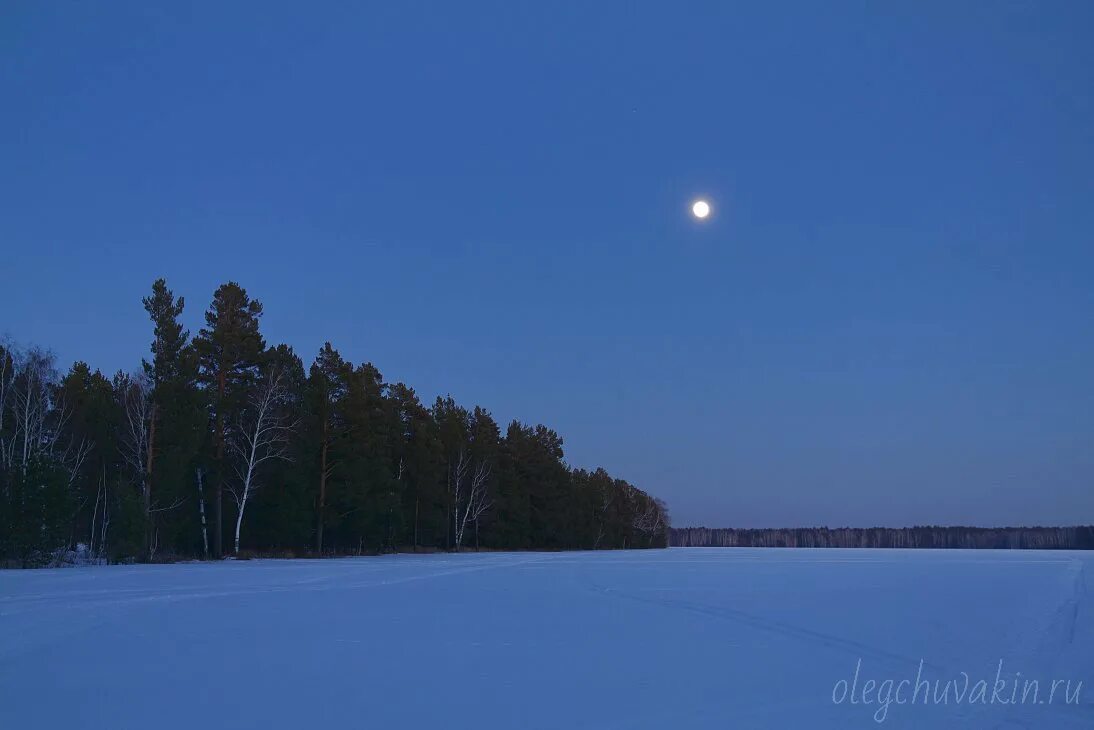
top-left (1, 548), bottom-right (1092, 729)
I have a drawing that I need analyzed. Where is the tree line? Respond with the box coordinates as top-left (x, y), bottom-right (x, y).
top-left (672, 526), bottom-right (1094, 550)
top-left (1, 279), bottom-right (669, 566)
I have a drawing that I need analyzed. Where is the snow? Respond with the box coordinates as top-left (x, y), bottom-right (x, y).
top-left (1, 548), bottom-right (1092, 728)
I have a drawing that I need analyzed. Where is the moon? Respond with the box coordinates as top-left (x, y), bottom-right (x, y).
top-left (691, 199), bottom-right (711, 219)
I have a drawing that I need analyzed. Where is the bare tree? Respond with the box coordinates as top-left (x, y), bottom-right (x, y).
top-left (632, 492), bottom-right (667, 547)
top-left (0, 340), bottom-right (13, 471)
top-left (2, 347), bottom-right (53, 472)
top-left (0, 346), bottom-right (92, 562)
top-left (452, 449), bottom-right (491, 550)
top-left (88, 466), bottom-right (109, 561)
top-left (1, 346), bottom-right (90, 482)
top-left (118, 371), bottom-right (152, 538)
top-left (117, 372), bottom-right (181, 558)
top-left (227, 369), bottom-right (295, 554)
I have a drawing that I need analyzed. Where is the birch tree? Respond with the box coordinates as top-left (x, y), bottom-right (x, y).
top-left (6, 349), bottom-right (91, 484)
top-left (118, 373), bottom-right (152, 529)
top-left (631, 492), bottom-right (667, 547)
top-left (451, 449), bottom-right (493, 550)
top-left (195, 467), bottom-right (209, 559)
top-left (227, 368), bottom-right (295, 554)
top-left (0, 347), bottom-right (92, 563)
top-left (117, 371), bottom-right (183, 558)
top-left (0, 341), bottom-right (13, 471)
top-left (3, 347), bottom-right (54, 472)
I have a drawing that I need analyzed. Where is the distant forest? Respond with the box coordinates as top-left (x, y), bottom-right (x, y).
top-left (1, 280), bottom-right (669, 567)
top-left (672, 526), bottom-right (1094, 550)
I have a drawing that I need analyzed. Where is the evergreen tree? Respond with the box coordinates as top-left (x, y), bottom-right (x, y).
top-left (501, 422), bottom-right (570, 548)
top-left (54, 363), bottom-right (118, 549)
top-left (305, 343), bottom-right (353, 553)
top-left (330, 362), bottom-right (396, 553)
top-left (193, 282), bottom-right (266, 557)
top-left (0, 279), bottom-right (671, 564)
top-left (388, 383), bottom-right (443, 549)
top-left (139, 279), bottom-right (202, 558)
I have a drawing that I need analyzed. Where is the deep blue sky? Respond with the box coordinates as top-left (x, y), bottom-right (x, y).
top-left (3, 2), bottom-right (1092, 527)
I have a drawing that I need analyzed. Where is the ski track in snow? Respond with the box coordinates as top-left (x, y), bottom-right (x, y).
top-left (1, 548), bottom-right (1092, 729)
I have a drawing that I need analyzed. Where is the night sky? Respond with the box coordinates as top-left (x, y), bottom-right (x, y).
top-left (2, 2), bottom-right (1092, 527)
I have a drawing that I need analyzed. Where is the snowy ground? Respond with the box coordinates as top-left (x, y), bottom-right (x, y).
top-left (1, 548), bottom-right (1092, 729)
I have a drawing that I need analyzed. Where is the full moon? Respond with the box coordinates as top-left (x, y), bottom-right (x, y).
top-left (691, 200), bottom-right (711, 219)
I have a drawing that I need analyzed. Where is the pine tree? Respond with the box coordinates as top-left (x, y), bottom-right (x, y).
top-left (135, 279), bottom-right (191, 558)
top-left (193, 283), bottom-right (266, 558)
top-left (0, 280), bottom-right (672, 563)
top-left (388, 383), bottom-right (443, 549)
top-left (143, 279), bottom-right (189, 385)
top-left (305, 343), bottom-right (352, 553)
top-left (333, 362), bottom-right (395, 553)
top-left (55, 363), bottom-right (119, 552)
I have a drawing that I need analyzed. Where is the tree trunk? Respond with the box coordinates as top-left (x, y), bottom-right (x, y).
top-left (214, 370), bottom-right (226, 558)
top-left (196, 468), bottom-right (209, 560)
top-left (234, 499), bottom-right (246, 555)
top-left (214, 467), bottom-right (223, 557)
top-left (316, 428), bottom-right (327, 553)
top-left (444, 461), bottom-right (451, 551)
top-left (144, 402), bottom-right (157, 560)
top-left (89, 470), bottom-right (102, 557)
